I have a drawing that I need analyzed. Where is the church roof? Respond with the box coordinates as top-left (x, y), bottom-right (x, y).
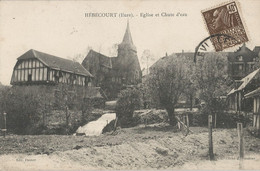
top-left (119, 21), bottom-right (137, 51)
top-left (18, 49), bottom-right (93, 77)
top-left (122, 20), bottom-right (134, 45)
top-left (85, 50), bottom-right (113, 69)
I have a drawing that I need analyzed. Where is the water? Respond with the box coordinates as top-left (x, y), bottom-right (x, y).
top-left (76, 113), bottom-right (116, 136)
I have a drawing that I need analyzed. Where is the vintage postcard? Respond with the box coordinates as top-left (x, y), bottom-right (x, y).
top-left (0, 0), bottom-right (260, 170)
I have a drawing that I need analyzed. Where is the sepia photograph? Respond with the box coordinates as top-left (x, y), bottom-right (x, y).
top-left (0, 0), bottom-right (260, 170)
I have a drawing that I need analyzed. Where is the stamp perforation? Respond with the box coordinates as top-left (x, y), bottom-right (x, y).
top-left (200, 0), bottom-right (250, 52)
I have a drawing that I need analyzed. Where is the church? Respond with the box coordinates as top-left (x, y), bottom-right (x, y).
top-left (82, 21), bottom-right (142, 99)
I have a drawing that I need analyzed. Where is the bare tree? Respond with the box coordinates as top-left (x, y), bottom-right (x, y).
top-left (70, 46), bottom-right (92, 63)
top-left (147, 54), bottom-right (192, 126)
top-left (141, 50), bottom-right (155, 75)
top-left (108, 44), bottom-right (118, 57)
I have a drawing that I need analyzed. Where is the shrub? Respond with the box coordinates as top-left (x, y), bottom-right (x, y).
top-left (0, 85), bottom-right (91, 135)
top-left (247, 126), bottom-right (260, 138)
top-left (115, 88), bottom-right (142, 128)
top-left (195, 110), bottom-right (251, 128)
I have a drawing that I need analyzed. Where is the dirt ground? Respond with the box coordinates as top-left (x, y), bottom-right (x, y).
top-left (0, 123), bottom-right (260, 170)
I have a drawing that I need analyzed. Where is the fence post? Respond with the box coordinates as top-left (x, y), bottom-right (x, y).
top-left (237, 123), bottom-right (244, 159)
top-left (3, 112), bottom-right (7, 138)
top-left (214, 113), bottom-right (217, 128)
top-left (237, 122), bottom-right (244, 169)
top-left (208, 115), bottom-right (214, 160)
top-left (183, 115), bottom-right (186, 126)
top-left (186, 113), bottom-right (189, 130)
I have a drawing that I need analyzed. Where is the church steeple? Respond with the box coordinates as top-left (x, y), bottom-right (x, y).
top-left (119, 20), bottom-right (136, 52)
top-left (122, 20), bottom-right (134, 45)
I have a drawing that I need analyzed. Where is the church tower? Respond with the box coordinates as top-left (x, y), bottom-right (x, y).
top-left (117, 20), bottom-right (142, 85)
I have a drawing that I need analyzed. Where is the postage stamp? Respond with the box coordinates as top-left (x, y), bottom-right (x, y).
top-left (201, 1), bottom-right (249, 51)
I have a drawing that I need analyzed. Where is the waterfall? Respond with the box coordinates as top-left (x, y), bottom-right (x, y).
top-left (76, 113), bottom-right (116, 136)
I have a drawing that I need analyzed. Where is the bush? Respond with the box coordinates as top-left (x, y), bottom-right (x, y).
top-left (247, 126), bottom-right (260, 138)
top-left (2, 86), bottom-right (53, 134)
top-left (194, 110), bottom-right (251, 128)
top-left (0, 85), bottom-right (91, 135)
top-left (115, 87), bottom-right (142, 128)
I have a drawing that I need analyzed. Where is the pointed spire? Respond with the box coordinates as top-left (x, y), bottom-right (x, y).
top-left (122, 19), bottom-right (134, 45)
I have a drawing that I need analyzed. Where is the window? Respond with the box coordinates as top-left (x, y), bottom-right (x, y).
top-left (239, 65), bottom-right (243, 70)
top-left (237, 56), bottom-right (243, 61)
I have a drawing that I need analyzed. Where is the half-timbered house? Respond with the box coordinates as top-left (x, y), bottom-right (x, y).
top-left (227, 68), bottom-right (260, 112)
top-left (245, 87), bottom-right (260, 133)
top-left (11, 49), bottom-right (93, 86)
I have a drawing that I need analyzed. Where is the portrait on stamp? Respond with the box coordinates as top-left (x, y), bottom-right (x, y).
top-left (202, 1), bottom-right (249, 51)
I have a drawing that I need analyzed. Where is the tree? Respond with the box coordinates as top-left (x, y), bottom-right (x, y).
top-left (140, 49), bottom-right (156, 75)
top-left (115, 87), bottom-right (142, 127)
top-left (194, 52), bottom-right (230, 125)
top-left (108, 43), bottom-right (119, 57)
top-left (147, 54), bottom-right (193, 126)
top-left (69, 46), bottom-right (92, 63)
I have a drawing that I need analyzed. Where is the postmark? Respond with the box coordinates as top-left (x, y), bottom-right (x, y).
top-left (201, 1), bottom-right (248, 51)
top-left (194, 33), bottom-right (237, 62)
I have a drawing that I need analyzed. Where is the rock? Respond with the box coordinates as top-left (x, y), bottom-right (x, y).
top-left (155, 147), bottom-right (168, 156)
top-left (73, 145), bottom-right (83, 150)
top-left (43, 151), bottom-right (50, 155)
top-left (219, 139), bottom-right (226, 144)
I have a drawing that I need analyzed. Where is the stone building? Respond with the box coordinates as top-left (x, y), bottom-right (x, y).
top-left (82, 21), bottom-right (142, 98)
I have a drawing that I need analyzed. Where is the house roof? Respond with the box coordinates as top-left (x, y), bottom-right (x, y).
top-left (228, 44), bottom-right (258, 62)
top-left (18, 49), bottom-right (93, 77)
top-left (253, 46), bottom-right (260, 54)
top-left (227, 68), bottom-right (260, 96)
top-left (175, 52), bottom-right (195, 60)
top-left (245, 87), bottom-right (260, 99)
top-left (150, 53), bottom-right (176, 69)
top-left (150, 52), bottom-right (199, 69)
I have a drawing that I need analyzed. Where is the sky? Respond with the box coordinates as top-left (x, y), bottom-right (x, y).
top-left (0, 0), bottom-right (260, 85)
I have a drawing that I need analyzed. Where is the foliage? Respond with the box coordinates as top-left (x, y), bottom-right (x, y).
top-left (247, 126), bottom-right (260, 138)
top-left (0, 86), bottom-right (52, 134)
top-left (194, 53), bottom-right (230, 118)
top-left (115, 87), bottom-right (142, 127)
top-left (140, 49), bottom-right (156, 73)
top-left (147, 54), bottom-right (193, 126)
top-left (0, 85), bottom-right (90, 135)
